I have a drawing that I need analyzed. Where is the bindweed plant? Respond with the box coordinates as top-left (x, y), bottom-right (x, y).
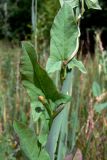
top-left (13, 0), bottom-right (101, 160)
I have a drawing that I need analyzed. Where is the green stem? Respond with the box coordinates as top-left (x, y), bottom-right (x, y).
top-left (81, 0), bottom-right (85, 15)
top-left (44, 103), bottom-right (52, 118)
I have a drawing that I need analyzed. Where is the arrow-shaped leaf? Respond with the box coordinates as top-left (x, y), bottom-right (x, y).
top-left (21, 42), bottom-right (71, 106)
top-left (68, 58), bottom-right (87, 74)
top-left (46, 3), bottom-right (79, 73)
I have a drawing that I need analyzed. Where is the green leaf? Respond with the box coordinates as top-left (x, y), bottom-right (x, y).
top-left (23, 80), bottom-right (45, 101)
top-left (38, 134), bottom-right (47, 147)
top-left (14, 121), bottom-right (50, 160)
top-left (57, 107), bottom-right (68, 160)
top-left (92, 81), bottom-right (101, 97)
top-left (38, 150), bottom-right (50, 160)
top-left (21, 42), bottom-right (71, 106)
top-left (0, 155), bottom-right (5, 160)
top-left (46, 59), bottom-right (62, 74)
top-left (59, 0), bottom-right (79, 8)
top-left (57, 72), bottom-right (73, 159)
top-left (85, 0), bottom-right (101, 9)
top-left (46, 111), bottom-right (63, 160)
top-left (46, 3), bottom-right (79, 73)
top-left (94, 102), bottom-right (107, 113)
top-left (68, 58), bottom-right (87, 74)
top-left (21, 42), bottom-right (35, 83)
top-left (13, 121), bottom-right (39, 160)
top-left (46, 72), bottom-right (73, 160)
top-left (23, 80), bottom-right (45, 121)
top-left (70, 109), bottom-right (79, 151)
top-left (31, 101), bottom-right (44, 122)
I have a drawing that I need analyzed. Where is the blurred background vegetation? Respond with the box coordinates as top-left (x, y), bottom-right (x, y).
top-left (0, 0), bottom-right (107, 159)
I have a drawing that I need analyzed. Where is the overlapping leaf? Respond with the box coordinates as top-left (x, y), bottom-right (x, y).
top-left (46, 72), bottom-right (73, 160)
top-left (46, 3), bottom-right (79, 73)
top-left (13, 121), bottom-right (39, 160)
top-left (13, 121), bottom-right (50, 160)
top-left (21, 42), bottom-right (71, 107)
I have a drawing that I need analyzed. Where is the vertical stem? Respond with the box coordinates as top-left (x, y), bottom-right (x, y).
top-left (0, 61), bottom-right (7, 130)
top-left (57, 70), bottom-right (74, 159)
top-left (35, 0), bottom-right (37, 50)
top-left (15, 51), bottom-right (21, 117)
top-left (81, 0), bottom-right (85, 15)
top-left (32, 0), bottom-right (37, 52)
top-left (3, 97), bottom-right (7, 129)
